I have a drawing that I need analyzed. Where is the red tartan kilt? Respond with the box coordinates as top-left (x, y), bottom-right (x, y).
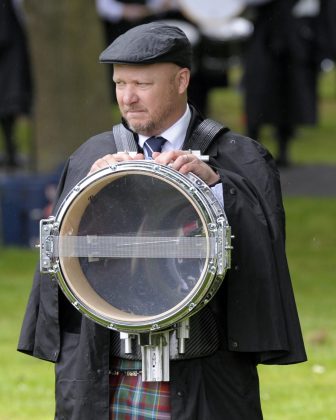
top-left (109, 373), bottom-right (171, 420)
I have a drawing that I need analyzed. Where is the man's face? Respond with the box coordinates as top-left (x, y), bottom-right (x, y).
top-left (113, 63), bottom-right (189, 136)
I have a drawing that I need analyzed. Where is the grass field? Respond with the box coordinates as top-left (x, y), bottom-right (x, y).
top-left (0, 197), bottom-right (335, 419)
top-left (0, 68), bottom-right (335, 419)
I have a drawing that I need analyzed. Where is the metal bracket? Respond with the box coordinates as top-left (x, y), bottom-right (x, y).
top-left (120, 332), bottom-right (135, 354)
top-left (176, 318), bottom-right (190, 354)
top-left (217, 217), bottom-right (232, 274)
top-left (141, 331), bottom-right (170, 382)
top-left (39, 217), bottom-right (56, 273)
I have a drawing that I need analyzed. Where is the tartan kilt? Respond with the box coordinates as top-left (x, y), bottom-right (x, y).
top-left (109, 373), bottom-right (171, 420)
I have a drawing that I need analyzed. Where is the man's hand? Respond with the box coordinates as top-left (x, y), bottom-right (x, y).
top-left (88, 152), bottom-right (144, 175)
top-left (153, 150), bottom-right (220, 186)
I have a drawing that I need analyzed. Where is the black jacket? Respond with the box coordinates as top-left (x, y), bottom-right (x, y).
top-left (18, 106), bottom-right (306, 419)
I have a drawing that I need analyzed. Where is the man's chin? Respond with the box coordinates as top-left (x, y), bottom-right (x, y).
top-left (128, 120), bottom-right (154, 135)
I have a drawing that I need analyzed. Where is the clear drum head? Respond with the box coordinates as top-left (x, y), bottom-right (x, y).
top-left (51, 162), bottom-right (228, 332)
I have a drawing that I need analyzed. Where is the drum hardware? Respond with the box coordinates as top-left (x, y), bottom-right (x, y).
top-left (141, 330), bottom-right (170, 381)
top-left (116, 151), bottom-right (138, 158)
top-left (176, 316), bottom-right (190, 352)
top-left (186, 150), bottom-right (210, 161)
top-left (117, 318), bottom-right (190, 381)
top-left (116, 149), bottom-right (210, 161)
top-left (39, 161), bottom-right (232, 381)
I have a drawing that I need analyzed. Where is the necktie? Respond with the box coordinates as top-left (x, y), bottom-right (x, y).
top-left (143, 136), bottom-right (166, 159)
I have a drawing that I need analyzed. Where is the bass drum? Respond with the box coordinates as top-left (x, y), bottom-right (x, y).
top-left (41, 161), bottom-right (231, 334)
top-left (200, 17), bottom-right (254, 77)
top-left (178, 0), bottom-right (246, 27)
top-left (177, 0), bottom-right (254, 84)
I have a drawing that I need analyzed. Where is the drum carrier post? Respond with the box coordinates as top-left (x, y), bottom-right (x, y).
top-left (119, 318), bottom-right (190, 382)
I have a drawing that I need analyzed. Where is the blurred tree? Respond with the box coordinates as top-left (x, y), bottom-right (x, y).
top-left (25, 0), bottom-right (112, 172)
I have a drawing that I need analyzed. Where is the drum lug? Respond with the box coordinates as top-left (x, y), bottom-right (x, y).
top-left (39, 217), bottom-right (57, 273)
top-left (217, 217), bottom-right (232, 273)
top-left (176, 318), bottom-right (190, 354)
top-left (141, 331), bottom-right (170, 382)
top-left (120, 332), bottom-right (136, 354)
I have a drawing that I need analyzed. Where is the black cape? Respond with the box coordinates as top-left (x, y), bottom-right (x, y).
top-left (243, 0), bottom-right (320, 129)
top-left (18, 106), bottom-right (306, 419)
top-left (0, 0), bottom-right (33, 117)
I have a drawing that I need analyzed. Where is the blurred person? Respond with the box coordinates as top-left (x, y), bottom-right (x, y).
top-left (316, 0), bottom-right (336, 61)
top-left (0, 0), bottom-right (33, 168)
top-left (242, 0), bottom-right (321, 166)
top-left (18, 22), bottom-right (306, 419)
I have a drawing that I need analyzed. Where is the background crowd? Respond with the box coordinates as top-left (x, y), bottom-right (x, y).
top-left (0, 0), bottom-right (335, 246)
top-left (1, 0), bottom-right (335, 173)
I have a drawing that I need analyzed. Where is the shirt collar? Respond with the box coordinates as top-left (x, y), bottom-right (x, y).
top-left (138, 106), bottom-right (191, 151)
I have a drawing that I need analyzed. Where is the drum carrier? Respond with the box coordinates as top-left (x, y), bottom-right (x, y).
top-left (39, 124), bottom-right (232, 382)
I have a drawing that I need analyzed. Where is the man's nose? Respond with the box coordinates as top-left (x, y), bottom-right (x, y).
top-left (122, 86), bottom-right (138, 105)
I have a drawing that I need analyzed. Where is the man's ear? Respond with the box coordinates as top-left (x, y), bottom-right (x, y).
top-left (177, 68), bottom-right (190, 94)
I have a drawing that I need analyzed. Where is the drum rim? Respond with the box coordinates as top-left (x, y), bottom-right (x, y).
top-left (52, 161), bottom-right (228, 332)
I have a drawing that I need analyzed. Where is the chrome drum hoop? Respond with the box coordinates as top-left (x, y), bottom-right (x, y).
top-left (40, 161), bottom-right (231, 333)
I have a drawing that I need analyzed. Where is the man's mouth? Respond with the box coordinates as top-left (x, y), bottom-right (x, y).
top-left (125, 108), bottom-right (145, 115)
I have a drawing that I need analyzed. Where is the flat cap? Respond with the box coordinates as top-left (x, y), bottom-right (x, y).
top-left (99, 22), bottom-right (192, 69)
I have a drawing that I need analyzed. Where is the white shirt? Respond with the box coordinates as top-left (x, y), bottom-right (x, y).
top-left (138, 105), bottom-right (191, 153)
top-left (139, 105), bottom-right (224, 207)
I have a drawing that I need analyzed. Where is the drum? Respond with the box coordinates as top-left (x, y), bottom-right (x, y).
top-left (178, 0), bottom-right (246, 28)
top-left (177, 0), bottom-right (254, 84)
top-left (200, 17), bottom-right (254, 77)
top-left (40, 161), bottom-right (231, 334)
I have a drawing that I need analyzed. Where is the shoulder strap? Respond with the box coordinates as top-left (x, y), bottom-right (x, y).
top-left (112, 124), bottom-right (138, 153)
top-left (183, 119), bottom-right (229, 153)
top-left (113, 119), bottom-right (228, 154)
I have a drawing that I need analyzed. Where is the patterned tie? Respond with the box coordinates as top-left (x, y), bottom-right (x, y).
top-left (143, 136), bottom-right (166, 159)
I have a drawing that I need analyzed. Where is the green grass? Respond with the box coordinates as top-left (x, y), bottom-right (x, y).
top-left (259, 198), bottom-right (336, 420)
top-left (0, 248), bottom-right (55, 420)
top-left (0, 198), bottom-right (336, 419)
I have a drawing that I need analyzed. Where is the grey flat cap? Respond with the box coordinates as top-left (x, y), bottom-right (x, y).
top-left (99, 22), bottom-right (192, 69)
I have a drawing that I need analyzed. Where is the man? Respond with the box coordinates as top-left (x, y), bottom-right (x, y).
top-left (0, 0), bottom-right (33, 168)
top-left (243, 0), bottom-right (321, 166)
top-left (18, 22), bottom-right (306, 419)
top-left (95, 0), bottom-right (222, 115)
